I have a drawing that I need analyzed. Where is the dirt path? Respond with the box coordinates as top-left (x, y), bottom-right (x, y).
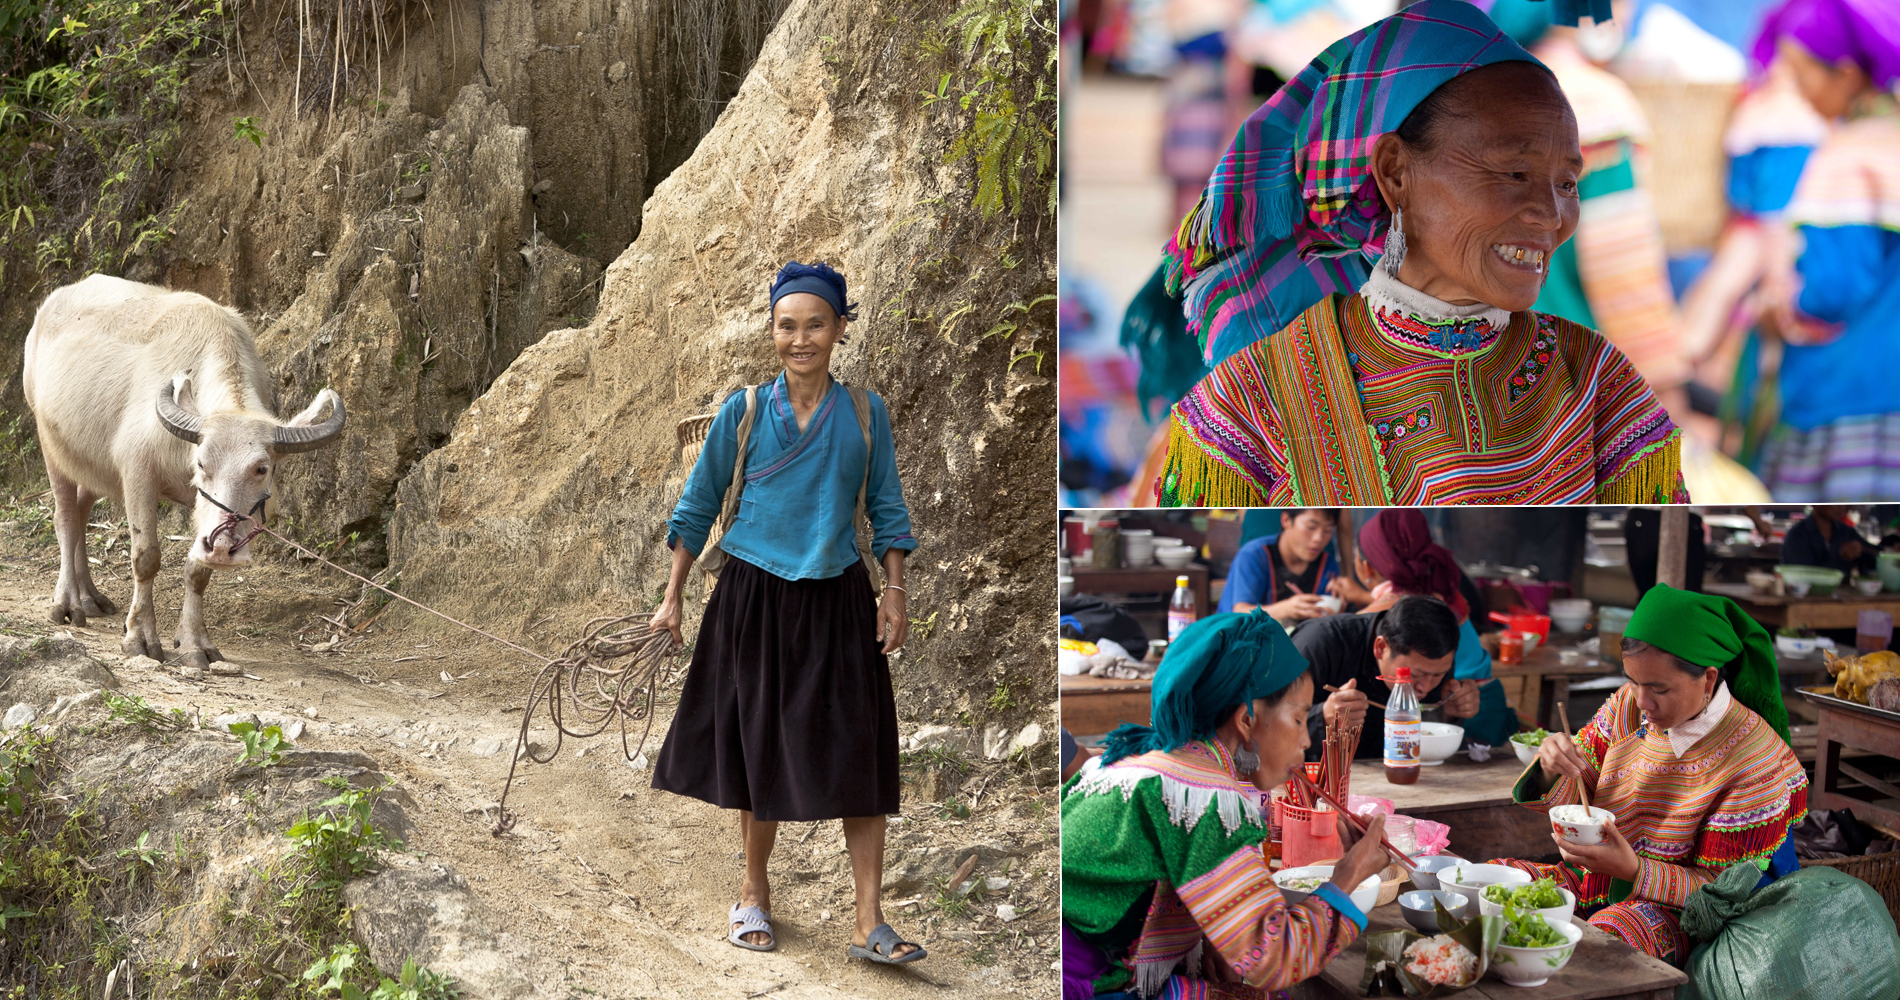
top-left (0, 505), bottom-right (1059, 1000)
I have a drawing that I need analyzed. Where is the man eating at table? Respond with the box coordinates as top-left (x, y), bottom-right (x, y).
top-left (1290, 594), bottom-right (1481, 759)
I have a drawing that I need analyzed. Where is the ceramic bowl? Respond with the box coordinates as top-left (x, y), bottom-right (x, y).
top-left (1317, 595), bottom-right (1345, 613)
top-left (1746, 570), bottom-right (1778, 594)
top-left (1155, 545), bottom-right (1196, 570)
top-left (1776, 634), bottom-right (1819, 656)
top-left (1417, 722), bottom-right (1463, 765)
top-left (1857, 577), bottom-right (1884, 596)
top-left (1058, 575), bottom-right (1074, 598)
top-left (1549, 804), bottom-right (1615, 846)
top-left (1477, 885), bottom-right (1576, 927)
top-left (1879, 552), bottom-right (1900, 592)
top-left (1397, 890), bottom-right (1469, 933)
top-left (1777, 564), bottom-right (1843, 597)
top-left (1407, 855), bottom-right (1464, 892)
top-left (1272, 866), bottom-right (1379, 912)
top-left (1437, 863), bottom-right (1532, 911)
top-left (1509, 737), bottom-right (1540, 765)
top-left (1490, 916), bottom-right (1583, 987)
top-left (1547, 598), bottom-right (1592, 633)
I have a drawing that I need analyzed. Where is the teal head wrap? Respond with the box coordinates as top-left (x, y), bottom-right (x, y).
top-left (1098, 611), bottom-right (1312, 766)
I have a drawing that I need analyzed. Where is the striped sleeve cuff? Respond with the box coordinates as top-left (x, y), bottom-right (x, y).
top-left (1309, 882), bottom-right (1367, 932)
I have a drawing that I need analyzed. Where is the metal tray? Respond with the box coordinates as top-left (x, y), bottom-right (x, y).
top-left (1798, 686), bottom-right (1900, 724)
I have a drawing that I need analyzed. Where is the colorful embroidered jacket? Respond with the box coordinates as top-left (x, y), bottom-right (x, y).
top-left (1155, 294), bottom-right (1687, 506)
top-left (1062, 741), bottom-right (1362, 996)
top-left (1512, 684), bottom-right (1808, 909)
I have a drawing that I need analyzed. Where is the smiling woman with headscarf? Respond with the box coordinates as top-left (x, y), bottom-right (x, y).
top-left (1061, 612), bottom-right (1390, 999)
top-left (1145, 0), bottom-right (1686, 507)
top-left (1487, 584), bottom-right (1807, 965)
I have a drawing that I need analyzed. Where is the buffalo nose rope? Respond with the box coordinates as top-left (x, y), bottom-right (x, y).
top-left (206, 503), bottom-right (680, 835)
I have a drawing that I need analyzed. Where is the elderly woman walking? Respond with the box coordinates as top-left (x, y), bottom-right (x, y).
top-left (1062, 611), bottom-right (1391, 998)
top-left (1149, 0), bottom-right (1687, 507)
top-left (651, 261), bottom-right (925, 963)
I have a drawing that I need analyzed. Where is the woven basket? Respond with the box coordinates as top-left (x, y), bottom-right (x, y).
top-left (1800, 849), bottom-right (1900, 926)
top-left (1626, 81), bottom-right (1739, 254)
top-left (1376, 862), bottom-right (1408, 907)
top-left (676, 413), bottom-right (715, 468)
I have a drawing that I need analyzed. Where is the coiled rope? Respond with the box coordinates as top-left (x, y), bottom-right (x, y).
top-left (195, 492), bottom-right (680, 836)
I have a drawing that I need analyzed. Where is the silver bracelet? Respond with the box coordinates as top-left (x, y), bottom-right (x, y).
top-left (885, 584), bottom-right (907, 595)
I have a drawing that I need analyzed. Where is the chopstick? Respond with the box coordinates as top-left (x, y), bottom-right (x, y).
top-left (1292, 772), bottom-right (1416, 873)
top-left (1557, 704), bottom-right (1592, 812)
top-left (1324, 684), bottom-right (1388, 711)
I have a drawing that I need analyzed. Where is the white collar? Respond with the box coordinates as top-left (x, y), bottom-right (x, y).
top-left (1659, 680), bottom-right (1732, 758)
top-left (1358, 262), bottom-right (1514, 332)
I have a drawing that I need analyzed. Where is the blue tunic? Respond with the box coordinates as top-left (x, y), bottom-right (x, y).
top-left (667, 374), bottom-right (917, 580)
top-left (1780, 223), bottom-right (1900, 430)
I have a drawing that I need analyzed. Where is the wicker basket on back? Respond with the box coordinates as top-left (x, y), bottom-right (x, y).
top-left (1800, 849), bottom-right (1900, 926)
top-left (1626, 80), bottom-right (1738, 254)
top-left (676, 413), bottom-right (717, 470)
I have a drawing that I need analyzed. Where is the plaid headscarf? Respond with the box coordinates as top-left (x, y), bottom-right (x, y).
top-left (1163, 0), bottom-right (1578, 366)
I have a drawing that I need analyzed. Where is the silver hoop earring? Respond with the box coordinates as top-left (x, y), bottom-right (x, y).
top-left (1234, 745), bottom-right (1260, 775)
top-left (1383, 205), bottom-right (1408, 277)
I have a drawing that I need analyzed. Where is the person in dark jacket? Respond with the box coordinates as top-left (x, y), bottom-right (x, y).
top-left (1290, 594), bottom-right (1479, 759)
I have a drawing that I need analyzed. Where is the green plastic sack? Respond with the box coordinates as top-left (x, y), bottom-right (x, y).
top-left (1677, 862), bottom-right (1900, 1000)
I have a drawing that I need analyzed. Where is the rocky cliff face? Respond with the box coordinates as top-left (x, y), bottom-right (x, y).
top-left (385, 0), bottom-right (1057, 722)
top-left (2, 0), bottom-right (788, 557)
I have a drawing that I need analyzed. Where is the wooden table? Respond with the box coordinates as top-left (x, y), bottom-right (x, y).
top-left (1803, 689), bottom-right (1900, 834)
top-left (1060, 672), bottom-right (1152, 737)
top-left (1348, 752), bottom-right (1558, 863)
top-left (1705, 581), bottom-right (1900, 631)
top-left (1294, 898), bottom-right (1688, 1000)
top-left (1071, 565), bottom-right (1210, 617)
top-left (1489, 644), bottom-right (1617, 731)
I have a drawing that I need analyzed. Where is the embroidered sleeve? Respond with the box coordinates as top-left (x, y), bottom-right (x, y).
top-left (1516, 685), bottom-right (1632, 809)
top-left (1156, 349), bottom-right (1286, 507)
top-left (1566, 322), bottom-right (1687, 504)
top-left (1175, 846), bottom-right (1361, 990)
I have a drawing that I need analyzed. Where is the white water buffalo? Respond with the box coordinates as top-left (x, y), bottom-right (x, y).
top-left (22, 274), bottom-right (346, 667)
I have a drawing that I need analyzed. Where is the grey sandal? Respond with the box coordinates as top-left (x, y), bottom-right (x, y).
top-left (848, 922), bottom-right (926, 964)
top-left (728, 903), bottom-right (775, 951)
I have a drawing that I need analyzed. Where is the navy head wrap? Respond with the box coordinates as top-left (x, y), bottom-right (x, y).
top-left (770, 261), bottom-right (858, 322)
top-left (1098, 610), bottom-right (1311, 766)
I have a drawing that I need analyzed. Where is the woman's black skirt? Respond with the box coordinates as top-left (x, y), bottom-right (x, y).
top-left (651, 556), bottom-right (901, 821)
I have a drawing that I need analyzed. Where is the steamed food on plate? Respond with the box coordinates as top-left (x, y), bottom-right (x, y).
top-left (1402, 934), bottom-right (1479, 987)
top-left (1826, 649), bottom-right (1900, 704)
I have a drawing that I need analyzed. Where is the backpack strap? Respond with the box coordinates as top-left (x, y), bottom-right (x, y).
top-left (846, 385), bottom-right (882, 586)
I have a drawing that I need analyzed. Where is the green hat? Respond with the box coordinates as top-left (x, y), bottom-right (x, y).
top-left (1623, 584), bottom-right (1792, 747)
top-left (1098, 611), bottom-right (1311, 766)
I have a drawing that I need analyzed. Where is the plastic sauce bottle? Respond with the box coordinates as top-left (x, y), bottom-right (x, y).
top-left (1384, 665), bottom-right (1421, 785)
top-left (1168, 576), bottom-right (1196, 641)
